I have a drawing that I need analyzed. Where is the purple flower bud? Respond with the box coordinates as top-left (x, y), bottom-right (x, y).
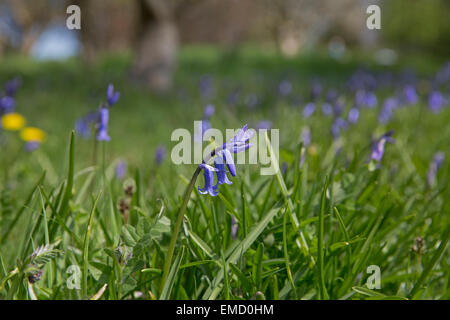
top-left (96, 107), bottom-right (110, 141)
top-left (4, 77), bottom-right (21, 97)
top-left (378, 97), bottom-right (398, 124)
top-left (326, 89), bottom-right (338, 102)
top-left (256, 120), bottom-right (272, 130)
top-left (115, 161), bottom-right (127, 179)
top-left (348, 108), bottom-right (360, 124)
top-left (322, 103), bottom-right (333, 116)
top-left (370, 131), bottom-right (394, 162)
top-left (106, 83), bottom-right (120, 107)
top-left (303, 102), bottom-right (316, 118)
top-left (203, 104), bottom-right (215, 119)
top-left (311, 82), bottom-right (322, 100)
top-left (0, 96), bottom-right (15, 114)
top-left (404, 85), bottom-right (418, 105)
top-left (245, 94), bottom-right (259, 108)
top-left (428, 91), bottom-right (446, 113)
top-left (331, 118), bottom-right (348, 138)
top-left (155, 145), bottom-right (166, 165)
top-left (25, 141), bottom-right (40, 152)
top-left (199, 75), bottom-right (214, 98)
top-left (279, 80), bottom-right (292, 96)
top-left (301, 127), bottom-right (311, 147)
top-left (427, 152), bottom-right (445, 186)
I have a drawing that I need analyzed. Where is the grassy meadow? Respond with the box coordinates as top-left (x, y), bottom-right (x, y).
top-left (0, 47), bottom-right (449, 300)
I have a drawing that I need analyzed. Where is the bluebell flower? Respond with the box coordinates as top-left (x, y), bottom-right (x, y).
top-left (428, 91), bottom-right (446, 113)
top-left (370, 131), bottom-right (394, 162)
top-left (356, 90), bottom-right (377, 108)
top-left (427, 152), bottom-right (444, 186)
top-left (303, 102), bottom-right (315, 118)
top-left (115, 160), bottom-right (127, 179)
top-left (311, 82), bottom-right (322, 100)
top-left (199, 75), bottom-right (214, 98)
top-left (74, 112), bottom-right (97, 139)
top-left (203, 104), bottom-right (215, 119)
top-left (4, 77), bottom-right (21, 97)
top-left (214, 156), bottom-right (232, 186)
top-left (378, 97), bottom-right (398, 124)
top-left (198, 163), bottom-right (218, 196)
top-left (404, 85), bottom-right (418, 105)
top-left (245, 94), bottom-right (259, 108)
top-left (256, 120), bottom-right (272, 130)
top-left (0, 96), bottom-right (15, 114)
top-left (301, 127), bottom-right (311, 147)
top-left (333, 100), bottom-right (344, 117)
top-left (279, 80), bottom-right (292, 96)
top-left (325, 89), bottom-right (338, 102)
top-left (96, 107), bottom-right (111, 141)
top-left (331, 117), bottom-right (348, 138)
top-left (198, 125), bottom-right (254, 196)
top-left (348, 107), bottom-right (360, 124)
top-left (321, 103), bottom-right (333, 117)
top-left (107, 84), bottom-right (120, 107)
top-left (365, 91), bottom-right (378, 108)
top-left (155, 145), bottom-right (167, 165)
top-left (25, 141), bottom-right (40, 152)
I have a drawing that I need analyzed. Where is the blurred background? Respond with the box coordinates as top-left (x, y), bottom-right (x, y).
top-left (0, 0), bottom-right (449, 180)
top-left (1, 0), bottom-right (449, 92)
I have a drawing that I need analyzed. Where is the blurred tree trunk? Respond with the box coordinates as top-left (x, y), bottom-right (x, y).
top-left (130, 0), bottom-right (178, 93)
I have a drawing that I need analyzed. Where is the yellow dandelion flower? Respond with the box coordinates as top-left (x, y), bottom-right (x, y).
top-left (20, 127), bottom-right (46, 143)
top-left (1, 113), bottom-right (26, 131)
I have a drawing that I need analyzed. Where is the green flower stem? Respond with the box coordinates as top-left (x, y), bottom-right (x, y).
top-left (160, 150), bottom-right (218, 293)
top-left (160, 165), bottom-right (202, 293)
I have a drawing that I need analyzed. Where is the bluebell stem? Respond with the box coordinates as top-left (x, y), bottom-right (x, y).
top-left (370, 131), bottom-right (394, 162)
top-left (106, 84), bottom-right (120, 107)
top-left (427, 152), bottom-right (445, 187)
top-left (96, 107), bottom-right (111, 141)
